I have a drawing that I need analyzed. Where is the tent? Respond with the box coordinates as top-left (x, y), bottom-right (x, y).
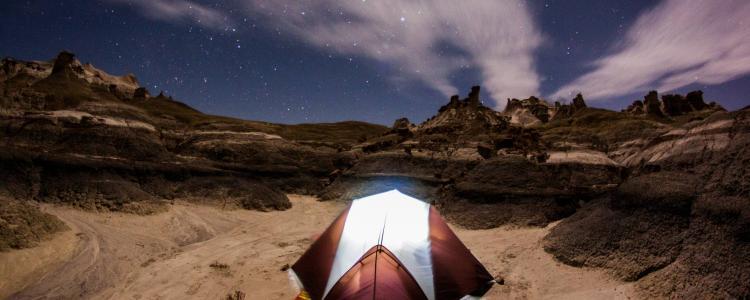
top-left (290, 190), bottom-right (495, 300)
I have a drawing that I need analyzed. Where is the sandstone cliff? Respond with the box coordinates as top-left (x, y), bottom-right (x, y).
top-left (0, 52), bottom-right (387, 217)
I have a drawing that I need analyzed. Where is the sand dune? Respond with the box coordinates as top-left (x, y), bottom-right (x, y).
top-left (0, 196), bottom-right (635, 299)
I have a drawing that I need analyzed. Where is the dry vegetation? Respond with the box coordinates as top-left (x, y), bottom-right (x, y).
top-left (0, 198), bottom-right (67, 251)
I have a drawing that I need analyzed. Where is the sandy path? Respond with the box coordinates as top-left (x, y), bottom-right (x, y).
top-left (107, 195), bottom-right (343, 300)
top-left (0, 230), bottom-right (77, 299)
top-left (457, 224), bottom-right (635, 299)
top-left (1, 196), bottom-right (635, 299)
top-left (2, 201), bottom-right (263, 299)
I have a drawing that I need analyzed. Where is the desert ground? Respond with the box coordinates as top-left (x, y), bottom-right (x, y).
top-left (0, 196), bottom-right (635, 300)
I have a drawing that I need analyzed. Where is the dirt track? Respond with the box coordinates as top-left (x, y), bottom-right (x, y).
top-left (0, 196), bottom-right (635, 299)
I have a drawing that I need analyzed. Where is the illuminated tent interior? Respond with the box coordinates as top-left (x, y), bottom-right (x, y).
top-left (290, 190), bottom-right (495, 300)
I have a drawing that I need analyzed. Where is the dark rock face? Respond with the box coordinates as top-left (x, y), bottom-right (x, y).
top-left (544, 172), bottom-right (698, 281)
top-left (544, 197), bottom-right (689, 281)
top-left (612, 172), bottom-right (698, 213)
top-left (545, 107), bottom-right (750, 298)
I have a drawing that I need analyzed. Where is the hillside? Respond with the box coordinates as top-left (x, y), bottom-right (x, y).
top-left (0, 51), bottom-right (387, 226)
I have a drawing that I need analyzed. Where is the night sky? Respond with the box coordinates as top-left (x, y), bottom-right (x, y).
top-left (1, 0), bottom-right (749, 125)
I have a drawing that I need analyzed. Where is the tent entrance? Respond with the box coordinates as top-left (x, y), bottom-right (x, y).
top-left (325, 245), bottom-right (428, 300)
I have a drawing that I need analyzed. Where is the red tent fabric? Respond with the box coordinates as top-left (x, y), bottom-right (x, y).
top-left (291, 190), bottom-right (494, 300)
top-left (326, 245), bottom-right (428, 299)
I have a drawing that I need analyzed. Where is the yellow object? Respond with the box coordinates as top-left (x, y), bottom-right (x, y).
top-left (295, 290), bottom-right (311, 300)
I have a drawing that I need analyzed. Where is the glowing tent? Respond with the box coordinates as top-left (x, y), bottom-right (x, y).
top-left (290, 190), bottom-right (495, 300)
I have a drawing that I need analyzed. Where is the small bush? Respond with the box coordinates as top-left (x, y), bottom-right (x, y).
top-left (209, 261), bottom-right (229, 269)
top-left (225, 290), bottom-right (245, 300)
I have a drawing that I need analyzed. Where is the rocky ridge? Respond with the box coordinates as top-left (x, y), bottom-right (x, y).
top-left (322, 86), bottom-right (622, 228)
top-left (0, 52), bottom-right (387, 220)
top-left (623, 90), bottom-right (719, 117)
top-left (502, 93), bottom-right (588, 126)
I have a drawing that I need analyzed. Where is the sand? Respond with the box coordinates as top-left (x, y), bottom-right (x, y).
top-left (0, 196), bottom-right (635, 299)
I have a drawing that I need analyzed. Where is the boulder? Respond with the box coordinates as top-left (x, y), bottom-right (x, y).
top-left (133, 87), bottom-right (150, 99)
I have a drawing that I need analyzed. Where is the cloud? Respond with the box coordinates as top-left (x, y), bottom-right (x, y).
top-left (551, 0), bottom-right (750, 101)
top-left (243, 0), bottom-right (542, 108)
top-left (106, 0), bottom-right (231, 30)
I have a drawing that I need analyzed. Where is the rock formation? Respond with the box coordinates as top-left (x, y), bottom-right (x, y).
top-left (550, 93), bottom-right (588, 121)
top-left (391, 117), bottom-right (415, 136)
top-left (544, 106), bottom-right (749, 298)
top-left (502, 93), bottom-right (588, 125)
top-left (644, 90), bottom-right (665, 117)
top-left (322, 86), bottom-right (620, 229)
top-left (571, 93), bottom-right (587, 110)
top-left (624, 89), bottom-right (717, 117)
top-left (686, 90), bottom-right (707, 110)
top-left (50, 51), bottom-right (77, 74)
top-left (1, 51), bottom-right (141, 101)
top-left (425, 86), bottom-right (508, 133)
top-left (0, 51), bottom-right (388, 216)
top-left (504, 96), bottom-right (551, 125)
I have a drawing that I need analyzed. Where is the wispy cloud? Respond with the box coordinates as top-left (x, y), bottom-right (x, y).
top-left (244, 0), bottom-right (542, 108)
top-left (106, 0), bottom-right (231, 30)
top-left (551, 0), bottom-right (750, 101)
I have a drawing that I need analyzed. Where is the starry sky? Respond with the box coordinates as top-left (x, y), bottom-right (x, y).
top-left (1, 0), bottom-right (749, 125)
